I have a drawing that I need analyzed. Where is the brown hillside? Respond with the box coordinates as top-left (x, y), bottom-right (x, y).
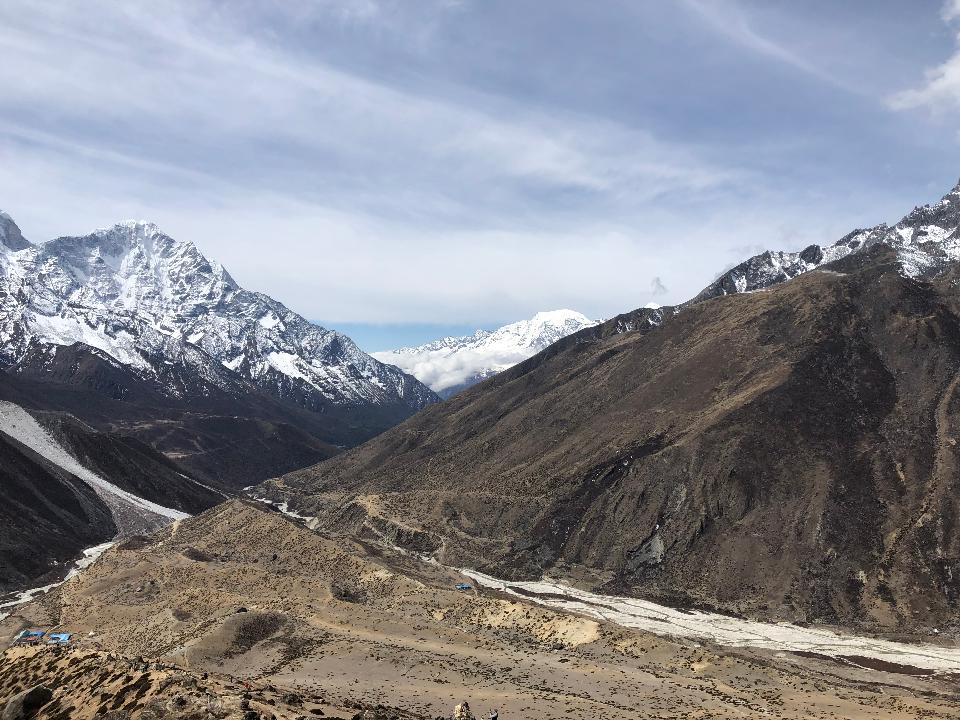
top-left (266, 247), bottom-right (960, 629)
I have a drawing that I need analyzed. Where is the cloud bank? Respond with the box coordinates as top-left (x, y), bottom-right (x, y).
top-left (0, 0), bottom-right (956, 327)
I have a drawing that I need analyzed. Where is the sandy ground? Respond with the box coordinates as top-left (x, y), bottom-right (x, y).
top-left (3, 500), bottom-right (960, 719)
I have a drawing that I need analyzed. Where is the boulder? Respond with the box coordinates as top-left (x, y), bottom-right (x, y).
top-left (2, 686), bottom-right (53, 720)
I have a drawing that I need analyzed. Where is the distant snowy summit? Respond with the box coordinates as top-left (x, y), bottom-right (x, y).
top-left (695, 178), bottom-right (960, 302)
top-left (0, 212), bottom-right (437, 418)
top-left (374, 310), bottom-right (598, 398)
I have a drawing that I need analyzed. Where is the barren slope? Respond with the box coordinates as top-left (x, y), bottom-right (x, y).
top-left (264, 247), bottom-right (960, 629)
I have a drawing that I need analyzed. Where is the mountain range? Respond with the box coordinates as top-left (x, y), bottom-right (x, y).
top-left (0, 211), bottom-right (441, 590)
top-left (6, 181), bottom-right (960, 718)
top-left (373, 309), bottom-right (598, 397)
top-left (263, 178), bottom-right (960, 630)
top-left (0, 213), bottom-right (438, 487)
top-left (8, 179), bottom-right (960, 624)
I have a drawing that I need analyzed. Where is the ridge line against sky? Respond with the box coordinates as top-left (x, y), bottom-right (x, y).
top-left (2, 0), bottom-right (960, 350)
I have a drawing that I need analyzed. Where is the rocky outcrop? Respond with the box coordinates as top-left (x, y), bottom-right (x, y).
top-left (1, 685), bottom-right (52, 720)
top-left (452, 701), bottom-right (475, 720)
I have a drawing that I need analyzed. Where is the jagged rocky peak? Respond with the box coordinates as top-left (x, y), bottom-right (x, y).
top-left (695, 177), bottom-right (960, 302)
top-left (41, 220), bottom-right (238, 314)
top-left (0, 211), bottom-right (438, 414)
top-left (0, 211), bottom-right (31, 252)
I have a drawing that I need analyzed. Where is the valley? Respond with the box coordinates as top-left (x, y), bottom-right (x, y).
top-left (7, 4), bottom-right (960, 716)
top-left (3, 500), bottom-right (960, 719)
top-left (261, 182), bottom-right (960, 632)
top-left (8, 182), bottom-right (960, 718)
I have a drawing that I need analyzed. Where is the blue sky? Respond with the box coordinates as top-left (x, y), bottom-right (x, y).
top-left (3, 1), bottom-right (960, 349)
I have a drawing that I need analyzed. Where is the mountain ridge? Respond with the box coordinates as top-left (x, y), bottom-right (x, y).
top-left (0, 399), bottom-right (223, 591)
top-left (695, 178), bottom-right (960, 302)
top-left (262, 179), bottom-right (960, 629)
top-left (0, 216), bottom-right (437, 413)
top-left (0, 213), bottom-right (440, 481)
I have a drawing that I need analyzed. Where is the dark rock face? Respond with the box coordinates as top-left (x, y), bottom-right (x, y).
top-left (0, 431), bottom-right (116, 591)
top-left (1, 685), bottom-right (52, 720)
top-left (38, 412), bottom-right (224, 515)
top-left (267, 247), bottom-right (960, 628)
top-left (799, 244), bottom-right (823, 264)
top-left (0, 344), bottom-right (342, 489)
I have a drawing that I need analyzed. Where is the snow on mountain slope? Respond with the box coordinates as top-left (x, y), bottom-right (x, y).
top-left (0, 215), bottom-right (437, 414)
top-left (695, 179), bottom-right (960, 301)
top-left (373, 310), bottom-right (598, 396)
top-left (0, 401), bottom-right (186, 534)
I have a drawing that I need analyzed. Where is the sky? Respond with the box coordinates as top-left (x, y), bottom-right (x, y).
top-left (3, 1), bottom-right (960, 350)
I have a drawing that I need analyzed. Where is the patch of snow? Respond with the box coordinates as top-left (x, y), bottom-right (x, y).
top-left (266, 351), bottom-right (308, 382)
top-left (0, 401), bottom-right (187, 522)
top-left (258, 313), bottom-right (280, 329)
top-left (248, 495), bottom-right (315, 523)
top-left (222, 355), bottom-right (244, 371)
top-left (0, 541), bottom-right (114, 621)
top-left (64, 541), bottom-right (115, 580)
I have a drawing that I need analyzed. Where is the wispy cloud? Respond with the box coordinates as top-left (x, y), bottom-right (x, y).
top-left (677, 0), bottom-right (853, 92)
top-left (944, 0), bottom-right (960, 23)
top-left (0, 0), bottom-right (943, 326)
top-left (0, 1), bottom-right (735, 216)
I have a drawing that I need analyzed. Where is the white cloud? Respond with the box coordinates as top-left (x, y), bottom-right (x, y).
top-left (0, 0), bottom-right (734, 203)
top-left (944, 0), bottom-right (960, 22)
top-left (0, 0), bottom-right (757, 323)
top-left (373, 346), bottom-right (530, 392)
top-left (889, 1), bottom-right (960, 112)
top-left (0, 0), bottom-right (900, 328)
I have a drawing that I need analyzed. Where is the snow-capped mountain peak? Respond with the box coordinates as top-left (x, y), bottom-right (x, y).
top-left (0, 211), bottom-right (31, 252)
top-left (40, 221), bottom-right (240, 319)
top-left (0, 212), bottom-right (437, 414)
top-left (695, 178), bottom-right (960, 302)
top-left (373, 309), bottom-right (598, 397)
top-left (516, 309), bottom-right (595, 345)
